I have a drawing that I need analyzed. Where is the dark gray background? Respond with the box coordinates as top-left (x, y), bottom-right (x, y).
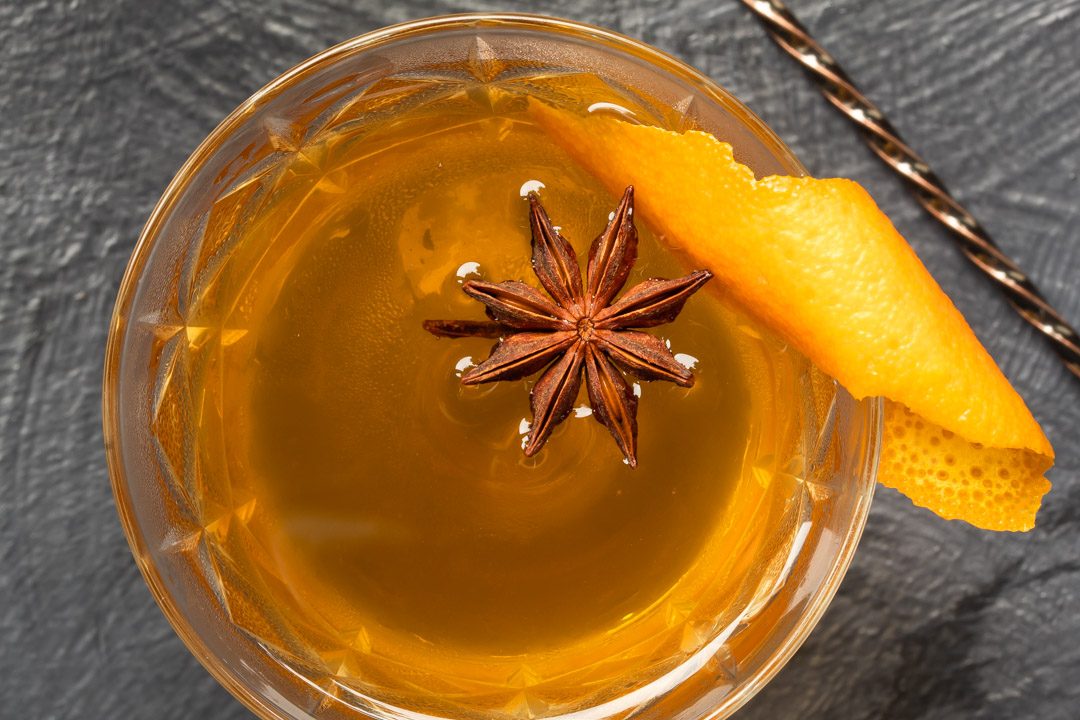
top-left (2, 0), bottom-right (1078, 718)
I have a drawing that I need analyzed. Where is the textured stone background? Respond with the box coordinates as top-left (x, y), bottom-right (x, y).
top-left (2, 0), bottom-right (1078, 718)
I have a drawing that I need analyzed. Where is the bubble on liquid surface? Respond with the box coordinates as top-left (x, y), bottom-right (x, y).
top-left (675, 353), bottom-right (699, 371)
top-left (455, 261), bottom-right (482, 283)
top-left (454, 356), bottom-right (475, 377)
top-left (519, 179), bottom-right (545, 197)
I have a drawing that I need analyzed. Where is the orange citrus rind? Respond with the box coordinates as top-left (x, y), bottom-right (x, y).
top-left (531, 101), bottom-right (1053, 531)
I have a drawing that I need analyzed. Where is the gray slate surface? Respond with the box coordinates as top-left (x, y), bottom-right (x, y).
top-left (2, 0), bottom-right (1078, 718)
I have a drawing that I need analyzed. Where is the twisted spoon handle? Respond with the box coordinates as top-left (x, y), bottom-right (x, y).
top-left (740, 0), bottom-right (1080, 380)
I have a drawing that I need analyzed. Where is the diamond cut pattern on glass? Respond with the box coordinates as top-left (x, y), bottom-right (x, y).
top-left (150, 333), bottom-right (201, 513)
top-left (504, 690), bottom-right (550, 719)
top-left (466, 36), bottom-right (509, 83)
top-left (672, 93), bottom-right (704, 133)
top-left (705, 644), bottom-right (739, 683)
top-left (801, 389), bottom-right (842, 505)
top-left (181, 170), bottom-right (266, 305)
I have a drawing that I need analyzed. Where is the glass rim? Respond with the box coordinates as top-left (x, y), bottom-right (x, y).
top-left (103, 12), bottom-right (881, 720)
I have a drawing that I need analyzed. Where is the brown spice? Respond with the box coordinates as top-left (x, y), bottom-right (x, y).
top-left (425, 187), bottom-right (712, 466)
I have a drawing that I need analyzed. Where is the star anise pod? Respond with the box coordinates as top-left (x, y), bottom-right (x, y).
top-left (424, 187), bottom-right (712, 467)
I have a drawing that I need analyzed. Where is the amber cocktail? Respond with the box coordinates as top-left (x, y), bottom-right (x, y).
top-left (105, 15), bottom-right (879, 720)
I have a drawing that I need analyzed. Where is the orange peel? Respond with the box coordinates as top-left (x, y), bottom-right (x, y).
top-left (532, 102), bottom-right (1053, 531)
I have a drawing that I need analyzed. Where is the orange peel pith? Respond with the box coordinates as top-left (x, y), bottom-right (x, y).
top-left (531, 102), bottom-right (1053, 531)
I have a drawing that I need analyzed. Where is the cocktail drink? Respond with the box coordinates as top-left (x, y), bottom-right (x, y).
top-left (106, 15), bottom-right (893, 720)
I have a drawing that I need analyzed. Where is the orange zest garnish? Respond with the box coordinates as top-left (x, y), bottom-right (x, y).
top-left (532, 102), bottom-right (1053, 530)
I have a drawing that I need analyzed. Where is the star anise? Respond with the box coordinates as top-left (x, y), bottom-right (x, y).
top-left (424, 187), bottom-right (712, 467)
